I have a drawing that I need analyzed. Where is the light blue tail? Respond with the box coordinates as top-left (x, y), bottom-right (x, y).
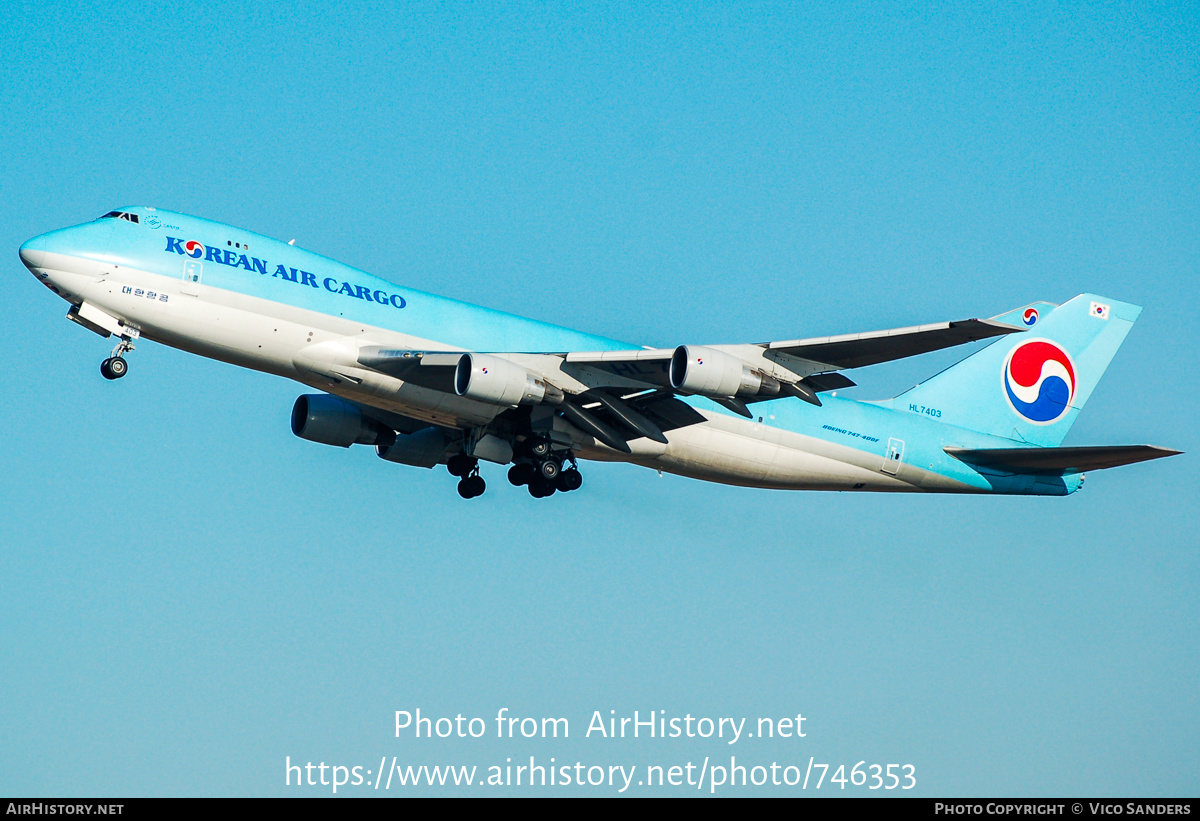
top-left (888, 294), bottom-right (1141, 447)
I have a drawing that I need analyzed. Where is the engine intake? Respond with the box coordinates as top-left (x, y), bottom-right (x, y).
top-left (454, 353), bottom-right (562, 406)
top-left (669, 346), bottom-right (779, 398)
top-left (291, 394), bottom-right (393, 448)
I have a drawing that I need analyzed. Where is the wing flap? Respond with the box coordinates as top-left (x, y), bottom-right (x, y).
top-left (945, 445), bottom-right (1181, 475)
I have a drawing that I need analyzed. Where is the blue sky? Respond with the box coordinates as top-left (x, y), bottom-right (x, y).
top-left (0, 1), bottom-right (1196, 796)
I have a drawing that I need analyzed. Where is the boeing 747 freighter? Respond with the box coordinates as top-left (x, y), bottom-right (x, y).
top-left (19, 207), bottom-right (1179, 498)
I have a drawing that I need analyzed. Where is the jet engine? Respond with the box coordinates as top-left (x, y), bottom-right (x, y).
top-left (454, 353), bottom-right (563, 407)
top-left (291, 394), bottom-right (393, 448)
top-left (669, 346), bottom-right (779, 398)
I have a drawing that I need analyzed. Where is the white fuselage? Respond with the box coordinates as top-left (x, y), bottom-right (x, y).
top-left (22, 211), bottom-right (1019, 495)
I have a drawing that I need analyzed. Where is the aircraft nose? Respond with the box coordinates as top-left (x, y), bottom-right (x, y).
top-left (19, 235), bottom-right (47, 270)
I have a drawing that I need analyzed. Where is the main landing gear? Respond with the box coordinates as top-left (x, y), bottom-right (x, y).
top-left (506, 444), bottom-right (583, 498)
top-left (447, 438), bottom-right (584, 500)
top-left (448, 453), bottom-right (486, 499)
top-left (100, 338), bottom-right (135, 380)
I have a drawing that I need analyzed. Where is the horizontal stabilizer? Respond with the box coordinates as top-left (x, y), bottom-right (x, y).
top-left (945, 445), bottom-right (1181, 475)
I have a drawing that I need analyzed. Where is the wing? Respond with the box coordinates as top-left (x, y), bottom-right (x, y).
top-left (352, 347), bottom-right (704, 453)
top-left (342, 310), bottom-right (1023, 452)
top-left (562, 315), bottom-right (1021, 413)
top-left (761, 317), bottom-right (1022, 369)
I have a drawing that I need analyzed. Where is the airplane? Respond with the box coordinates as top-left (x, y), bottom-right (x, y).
top-left (19, 206), bottom-right (1179, 499)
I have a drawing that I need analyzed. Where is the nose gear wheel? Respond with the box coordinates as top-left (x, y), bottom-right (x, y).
top-left (99, 337), bottom-right (136, 380)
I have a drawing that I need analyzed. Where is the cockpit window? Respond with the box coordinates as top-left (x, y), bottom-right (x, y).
top-left (100, 211), bottom-right (140, 224)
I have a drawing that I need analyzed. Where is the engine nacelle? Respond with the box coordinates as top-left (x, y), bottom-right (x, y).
top-left (291, 394), bottom-right (392, 448)
top-left (376, 427), bottom-right (447, 468)
top-left (454, 353), bottom-right (561, 406)
top-left (669, 346), bottom-right (779, 398)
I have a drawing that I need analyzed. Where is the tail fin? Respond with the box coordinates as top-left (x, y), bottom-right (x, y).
top-left (888, 294), bottom-right (1141, 447)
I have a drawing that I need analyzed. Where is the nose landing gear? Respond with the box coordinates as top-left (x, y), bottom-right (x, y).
top-left (100, 357), bottom-right (127, 379)
top-left (100, 338), bottom-right (136, 380)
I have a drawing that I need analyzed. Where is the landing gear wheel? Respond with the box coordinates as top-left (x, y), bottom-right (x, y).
top-left (102, 336), bottom-right (136, 380)
top-left (457, 475), bottom-right (486, 499)
top-left (556, 468), bottom-right (583, 492)
top-left (100, 357), bottom-right (127, 380)
top-left (529, 439), bottom-right (552, 458)
top-left (447, 454), bottom-right (476, 477)
top-left (538, 459), bottom-right (560, 481)
top-left (528, 479), bottom-right (556, 498)
top-left (508, 463), bottom-right (534, 486)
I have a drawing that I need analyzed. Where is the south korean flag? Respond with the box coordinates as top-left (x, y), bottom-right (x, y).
top-left (1090, 301), bottom-right (1110, 320)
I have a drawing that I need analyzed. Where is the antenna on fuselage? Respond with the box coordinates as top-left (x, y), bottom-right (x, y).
top-left (288, 239), bottom-right (295, 245)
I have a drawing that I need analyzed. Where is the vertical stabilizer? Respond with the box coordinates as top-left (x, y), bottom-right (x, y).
top-left (888, 294), bottom-right (1140, 447)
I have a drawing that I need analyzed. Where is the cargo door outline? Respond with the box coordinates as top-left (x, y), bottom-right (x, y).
top-left (182, 260), bottom-right (202, 295)
top-left (882, 438), bottom-right (905, 475)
